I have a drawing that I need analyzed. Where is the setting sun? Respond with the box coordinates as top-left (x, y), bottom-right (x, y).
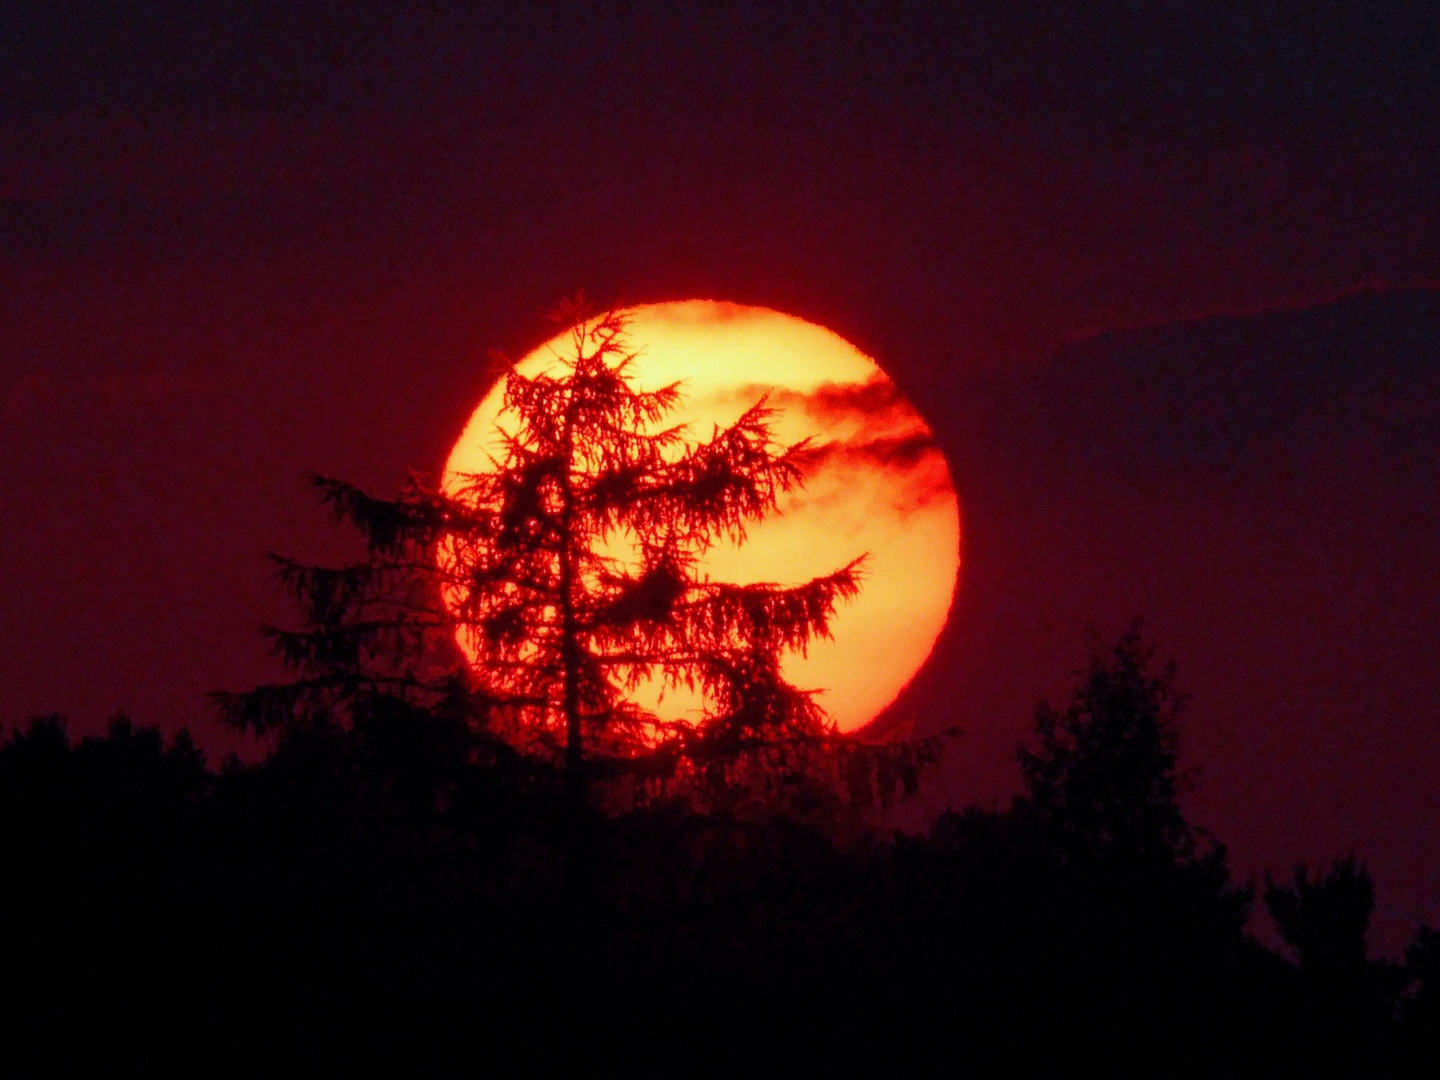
top-left (443, 301), bottom-right (960, 735)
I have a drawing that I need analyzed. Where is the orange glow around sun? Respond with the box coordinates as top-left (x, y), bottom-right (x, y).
top-left (442, 300), bottom-right (961, 735)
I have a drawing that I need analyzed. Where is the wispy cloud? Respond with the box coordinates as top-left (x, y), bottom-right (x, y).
top-left (806, 432), bottom-right (936, 470)
top-left (707, 372), bottom-right (954, 515)
top-left (727, 372), bottom-right (908, 426)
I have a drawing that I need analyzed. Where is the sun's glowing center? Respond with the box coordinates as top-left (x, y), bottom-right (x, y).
top-left (442, 300), bottom-right (960, 735)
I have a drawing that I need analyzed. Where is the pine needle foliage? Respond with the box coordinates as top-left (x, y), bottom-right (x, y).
top-left (220, 300), bottom-right (867, 794)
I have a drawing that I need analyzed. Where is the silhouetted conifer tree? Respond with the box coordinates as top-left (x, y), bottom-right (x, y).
top-left (219, 300), bottom-right (864, 804)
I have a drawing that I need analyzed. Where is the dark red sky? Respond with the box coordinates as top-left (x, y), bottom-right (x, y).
top-left (3, 3), bottom-right (1438, 953)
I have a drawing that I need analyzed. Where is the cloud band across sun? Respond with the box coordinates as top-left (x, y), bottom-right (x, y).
top-left (714, 374), bottom-right (954, 516)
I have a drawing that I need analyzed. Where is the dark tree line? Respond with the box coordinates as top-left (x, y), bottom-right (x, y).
top-left (4, 632), bottom-right (1437, 1074)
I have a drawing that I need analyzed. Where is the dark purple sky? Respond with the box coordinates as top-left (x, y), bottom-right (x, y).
top-left (3, 3), bottom-right (1438, 953)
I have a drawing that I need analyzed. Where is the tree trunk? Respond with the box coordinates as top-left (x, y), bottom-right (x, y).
top-left (559, 389), bottom-right (583, 806)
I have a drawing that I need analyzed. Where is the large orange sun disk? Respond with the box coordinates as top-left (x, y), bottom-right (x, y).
top-left (442, 301), bottom-right (960, 735)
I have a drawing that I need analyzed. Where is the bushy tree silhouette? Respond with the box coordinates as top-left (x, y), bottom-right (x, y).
top-left (220, 301), bottom-right (864, 800)
top-left (1016, 623), bottom-right (1194, 867)
top-left (1003, 628), bottom-right (1265, 1070)
top-left (1401, 925), bottom-right (1440, 1064)
top-left (1264, 855), bottom-right (1406, 1071)
top-left (1265, 854), bottom-right (1377, 976)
